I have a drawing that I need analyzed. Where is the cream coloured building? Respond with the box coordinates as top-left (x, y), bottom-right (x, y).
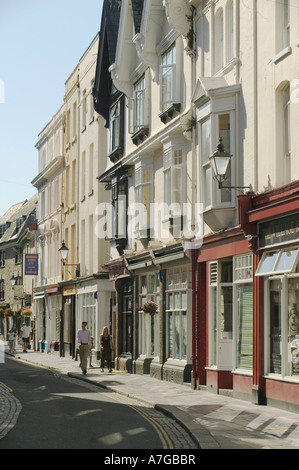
top-left (32, 105), bottom-right (64, 352)
top-left (75, 34), bottom-right (113, 358)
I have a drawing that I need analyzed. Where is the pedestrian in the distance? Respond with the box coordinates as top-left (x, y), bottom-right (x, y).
top-left (8, 329), bottom-right (15, 353)
top-left (100, 326), bottom-right (113, 373)
top-left (89, 336), bottom-right (94, 368)
top-left (77, 321), bottom-right (91, 375)
top-left (20, 322), bottom-right (32, 353)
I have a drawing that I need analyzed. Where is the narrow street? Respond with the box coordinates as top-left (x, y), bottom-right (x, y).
top-left (0, 356), bottom-right (195, 450)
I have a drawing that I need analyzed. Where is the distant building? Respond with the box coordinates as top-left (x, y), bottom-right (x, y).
top-left (0, 195), bottom-right (38, 341)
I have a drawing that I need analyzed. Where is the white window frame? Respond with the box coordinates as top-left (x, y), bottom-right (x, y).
top-left (163, 142), bottom-right (185, 224)
top-left (134, 75), bottom-right (146, 132)
top-left (160, 43), bottom-right (176, 112)
top-left (109, 100), bottom-right (121, 153)
top-left (138, 273), bottom-right (160, 358)
top-left (165, 267), bottom-right (191, 362)
top-left (256, 248), bottom-right (299, 277)
top-left (134, 161), bottom-right (153, 235)
top-left (264, 268), bottom-right (299, 381)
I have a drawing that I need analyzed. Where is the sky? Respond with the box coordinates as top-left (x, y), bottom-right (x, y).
top-left (0, 0), bottom-right (104, 218)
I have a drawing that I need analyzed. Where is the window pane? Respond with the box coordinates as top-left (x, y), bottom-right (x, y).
top-left (201, 118), bottom-right (211, 165)
top-left (275, 249), bottom-right (298, 273)
top-left (256, 251), bottom-right (279, 275)
top-left (169, 293), bottom-right (174, 310)
top-left (270, 280), bottom-right (282, 374)
top-left (174, 313), bottom-right (180, 358)
top-left (220, 286), bottom-right (233, 339)
top-left (219, 114), bottom-right (231, 203)
top-left (182, 312), bottom-right (187, 359)
top-left (168, 312), bottom-right (173, 358)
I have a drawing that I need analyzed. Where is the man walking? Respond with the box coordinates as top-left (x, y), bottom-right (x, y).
top-left (20, 322), bottom-right (32, 353)
top-left (77, 321), bottom-right (91, 375)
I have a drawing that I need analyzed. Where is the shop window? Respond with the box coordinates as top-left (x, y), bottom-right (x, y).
top-left (138, 274), bottom-right (160, 357)
top-left (166, 268), bottom-right (191, 361)
top-left (263, 252), bottom-right (299, 378)
top-left (288, 279), bottom-right (299, 376)
top-left (270, 279), bottom-right (282, 374)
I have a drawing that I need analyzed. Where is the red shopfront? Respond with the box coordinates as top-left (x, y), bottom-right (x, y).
top-left (193, 182), bottom-right (299, 411)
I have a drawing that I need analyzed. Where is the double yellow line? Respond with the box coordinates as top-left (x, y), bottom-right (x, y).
top-left (112, 394), bottom-right (173, 449)
top-left (0, 381), bottom-right (12, 393)
top-left (130, 404), bottom-right (174, 449)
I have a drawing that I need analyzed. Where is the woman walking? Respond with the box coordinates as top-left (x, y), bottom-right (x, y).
top-left (100, 326), bottom-right (113, 372)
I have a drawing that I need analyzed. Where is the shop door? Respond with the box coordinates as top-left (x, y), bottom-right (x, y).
top-left (218, 285), bottom-right (233, 369)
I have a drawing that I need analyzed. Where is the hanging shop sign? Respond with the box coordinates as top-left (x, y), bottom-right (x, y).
top-left (24, 254), bottom-right (38, 275)
top-left (259, 213), bottom-right (299, 249)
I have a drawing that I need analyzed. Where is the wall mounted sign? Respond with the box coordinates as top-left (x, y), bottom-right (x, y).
top-left (259, 213), bottom-right (299, 249)
top-left (24, 254), bottom-right (38, 275)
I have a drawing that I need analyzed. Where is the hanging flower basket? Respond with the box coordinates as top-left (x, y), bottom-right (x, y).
top-left (4, 308), bottom-right (13, 317)
top-left (21, 308), bottom-right (32, 316)
top-left (141, 300), bottom-right (158, 315)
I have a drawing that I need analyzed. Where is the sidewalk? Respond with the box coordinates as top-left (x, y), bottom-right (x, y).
top-left (6, 345), bottom-right (299, 449)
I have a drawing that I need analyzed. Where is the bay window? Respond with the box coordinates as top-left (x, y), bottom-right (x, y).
top-left (199, 110), bottom-right (233, 211)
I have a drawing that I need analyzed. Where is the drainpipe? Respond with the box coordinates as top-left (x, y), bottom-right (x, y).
top-left (253, 0), bottom-right (258, 192)
top-left (76, 73), bottom-right (80, 271)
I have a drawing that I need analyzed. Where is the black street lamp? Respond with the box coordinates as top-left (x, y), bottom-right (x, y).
top-left (58, 241), bottom-right (80, 277)
top-left (209, 138), bottom-right (253, 193)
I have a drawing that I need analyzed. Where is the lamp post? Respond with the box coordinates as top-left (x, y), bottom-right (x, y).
top-left (209, 138), bottom-right (253, 193)
top-left (58, 241), bottom-right (80, 277)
